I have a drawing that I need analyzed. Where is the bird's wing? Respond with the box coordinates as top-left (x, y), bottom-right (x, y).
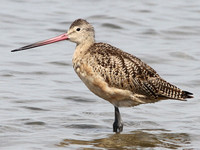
top-left (86, 43), bottom-right (192, 100)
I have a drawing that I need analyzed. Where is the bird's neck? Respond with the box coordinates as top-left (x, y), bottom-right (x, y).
top-left (77, 37), bottom-right (94, 48)
top-left (72, 39), bottom-right (94, 63)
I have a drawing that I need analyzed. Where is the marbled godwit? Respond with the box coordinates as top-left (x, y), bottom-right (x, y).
top-left (11, 19), bottom-right (193, 132)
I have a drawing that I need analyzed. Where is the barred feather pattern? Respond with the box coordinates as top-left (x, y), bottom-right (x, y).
top-left (84, 42), bottom-right (192, 101)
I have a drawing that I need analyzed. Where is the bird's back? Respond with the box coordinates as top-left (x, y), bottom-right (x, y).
top-left (83, 43), bottom-right (193, 103)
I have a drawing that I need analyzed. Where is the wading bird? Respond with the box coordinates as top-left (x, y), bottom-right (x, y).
top-left (12, 19), bottom-right (193, 132)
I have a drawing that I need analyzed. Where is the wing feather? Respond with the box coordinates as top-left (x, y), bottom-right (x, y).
top-left (85, 43), bottom-right (192, 100)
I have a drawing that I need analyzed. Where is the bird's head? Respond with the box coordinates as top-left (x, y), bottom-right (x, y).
top-left (67, 19), bottom-right (95, 45)
top-left (11, 19), bottom-right (94, 52)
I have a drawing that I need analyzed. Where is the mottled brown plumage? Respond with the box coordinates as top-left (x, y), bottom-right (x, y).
top-left (88, 43), bottom-right (192, 99)
top-left (69, 19), bottom-right (193, 108)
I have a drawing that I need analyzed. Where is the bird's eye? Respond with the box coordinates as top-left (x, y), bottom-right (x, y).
top-left (76, 28), bottom-right (81, 31)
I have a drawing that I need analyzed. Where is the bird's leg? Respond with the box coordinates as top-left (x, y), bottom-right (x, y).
top-left (113, 106), bottom-right (123, 132)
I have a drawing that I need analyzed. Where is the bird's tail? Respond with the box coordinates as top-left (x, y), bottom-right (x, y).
top-left (181, 91), bottom-right (193, 99)
top-left (150, 78), bottom-right (194, 100)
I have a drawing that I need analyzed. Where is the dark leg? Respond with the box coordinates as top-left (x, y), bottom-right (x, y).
top-left (113, 106), bottom-right (123, 132)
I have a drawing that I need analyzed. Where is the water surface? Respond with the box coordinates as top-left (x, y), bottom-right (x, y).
top-left (0, 0), bottom-right (200, 149)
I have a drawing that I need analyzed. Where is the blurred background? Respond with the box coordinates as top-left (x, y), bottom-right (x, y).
top-left (0, 0), bottom-right (200, 149)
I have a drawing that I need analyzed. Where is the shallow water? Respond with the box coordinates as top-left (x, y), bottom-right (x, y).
top-left (1, 0), bottom-right (200, 149)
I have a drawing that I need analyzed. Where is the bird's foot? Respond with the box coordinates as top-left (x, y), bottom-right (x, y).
top-left (113, 121), bottom-right (123, 133)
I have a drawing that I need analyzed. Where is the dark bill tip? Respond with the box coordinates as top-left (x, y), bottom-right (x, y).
top-left (11, 33), bottom-right (68, 52)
